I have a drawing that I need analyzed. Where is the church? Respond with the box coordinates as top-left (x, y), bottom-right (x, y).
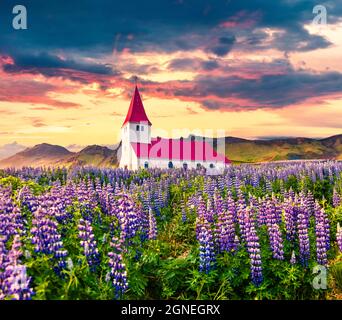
top-left (119, 85), bottom-right (231, 170)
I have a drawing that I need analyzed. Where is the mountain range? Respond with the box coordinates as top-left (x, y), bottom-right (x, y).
top-left (0, 134), bottom-right (341, 168)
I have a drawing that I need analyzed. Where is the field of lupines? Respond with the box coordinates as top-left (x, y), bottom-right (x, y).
top-left (0, 161), bottom-right (342, 300)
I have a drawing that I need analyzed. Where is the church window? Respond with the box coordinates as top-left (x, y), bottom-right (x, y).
top-left (183, 163), bottom-right (188, 170)
top-left (197, 163), bottom-right (201, 169)
top-left (168, 161), bottom-right (173, 169)
top-left (136, 125), bottom-right (140, 131)
top-left (141, 126), bottom-right (144, 131)
top-left (144, 162), bottom-right (149, 169)
top-left (210, 163), bottom-right (215, 168)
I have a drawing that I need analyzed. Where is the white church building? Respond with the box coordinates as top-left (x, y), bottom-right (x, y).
top-left (119, 85), bottom-right (231, 170)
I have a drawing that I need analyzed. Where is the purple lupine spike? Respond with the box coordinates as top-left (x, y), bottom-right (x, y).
top-left (297, 209), bottom-right (310, 267)
top-left (237, 203), bottom-right (247, 242)
top-left (148, 208), bottom-right (157, 240)
top-left (226, 194), bottom-right (237, 224)
top-left (306, 191), bottom-right (315, 213)
top-left (114, 194), bottom-right (140, 242)
top-left (197, 217), bottom-right (215, 274)
top-left (265, 179), bottom-right (272, 193)
top-left (268, 223), bottom-right (284, 260)
top-left (245, 208), bottom-right (263, 286)
top-left (336, 223), bottom-right (342, 252)
top-left (333, 189), bottom-right (341, 208)
top-left (283, 198), bottom-right (297, 241)
top-left (315, 222), bottom-right (328, 266)
top-left (107, 237), bottom-right (128, 299)
top-left (314, 202), bottom-right (330, 251)
top-left (1, 235), bottom-right (34, 300)
top-left (257, 198), bottom-right (267, 227)
top-left (31, 207), bottom-right (68, 271)
top-left (217, 202), bottom-right (236, 253)
top-left (78, 218), bottom-right (100, 270)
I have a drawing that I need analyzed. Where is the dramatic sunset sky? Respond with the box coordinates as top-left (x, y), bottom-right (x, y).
top-left (0, 0), bottom-right (342, 153)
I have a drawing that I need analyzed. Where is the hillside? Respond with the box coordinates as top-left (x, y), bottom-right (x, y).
top-left (0, 143), bottom-right (73, 168)
top-left (61, 145), bottom-right (119, 168)
top-left (224, 135), bottom-right (342, 163)
top-left (0, 143), bottom-right (120, 169)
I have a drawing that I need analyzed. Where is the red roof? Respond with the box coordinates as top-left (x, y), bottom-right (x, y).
top-left (122, 86), bottom-right (152, 127)
top-left (131, 138), bottom-right (231, 164)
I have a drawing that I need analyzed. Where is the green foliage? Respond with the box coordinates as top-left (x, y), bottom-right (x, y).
top-left (2, 171), bottom-right (342, 300)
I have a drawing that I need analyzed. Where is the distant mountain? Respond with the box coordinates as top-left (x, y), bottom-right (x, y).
top-left (0, 143), bottom-right (73, 168)
top-left (61, 145), bottom-right (119, 167)
top-left (0, 135), bottom-right (341, 168)
top-left (0, 142), bottom-right (26, 160)
top-left (0, 143), bottom-right (120, 168)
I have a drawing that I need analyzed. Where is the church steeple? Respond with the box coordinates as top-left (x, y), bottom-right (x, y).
top-left (122, 85), bottom-right (152, 127)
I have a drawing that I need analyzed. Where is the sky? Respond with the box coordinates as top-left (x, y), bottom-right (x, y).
top-left (0, 0), bottom-right (342, 151)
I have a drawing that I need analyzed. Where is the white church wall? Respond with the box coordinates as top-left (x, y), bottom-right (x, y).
top-left (120, 121), bottom-right (151, 169)
top-left (125, 122), bottom-right (151, 144)
top-left (136, 157), bottom-right (228, 171)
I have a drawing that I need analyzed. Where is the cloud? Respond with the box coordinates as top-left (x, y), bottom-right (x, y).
top-left (168, 58), bottom-right (219, 71)
top-left (0, 78), bottom-right (81, 108)
top-left (208, 36), bottom-right (236, 57)
top-left (3, 52), bottom-right (117, 75)
top-left (193, 71), bottom-right (342, 109)
top-left (0, 0), bottom-right (340, 117)
top-left (0, 0), bottom-right (338, 58)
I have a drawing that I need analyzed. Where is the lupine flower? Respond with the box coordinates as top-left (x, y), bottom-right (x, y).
top-left (0, 236), bottom-right (34, 300)
top-left (257, 198), bottom-right (267, 227)
top-left (78, 218), bottom-right (100, 270)
top-left (107, 237), bottom-right (128, 299)
top-left (114, 194), bottom-right (140, 242)
top-left (217, 203), bottom-right (237, 253)
top-left (314, 202), bottom-right (330, 251)
top-left (283, 198), bottom-right (297, 241)
top-left (197, 218), bottom-right (215, 274)
top-left (333, 189), bottom-right (341, 208)
top-left (268, 224), bottom-right (284, 260)
top-left (337, 223), bottom-right (342, 252)
top-left (31, 207), bottom-right (68, 271)
top-left (297, 210), bottom-right (310, 267)
top-left (148, 208), bottom-right (157, 240)
top-left (244, 208), bottom-right (263, 286)
top-left (315, 222), bottom-right (328, 266)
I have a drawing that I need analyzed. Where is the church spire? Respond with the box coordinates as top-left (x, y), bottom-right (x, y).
top-left (122, 85), bottom-right (152, 127)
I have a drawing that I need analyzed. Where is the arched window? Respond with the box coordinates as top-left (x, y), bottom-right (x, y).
top-left (183, 163), bottom-right (188, 170)
top-left (168, 161), bottom-right (173, 169)
top-left (209, 163), bottom-right (215, 169)
top-left (197, 163), bottom-right (202, 169)
top-left (144, 162), bottom-right (149, 169)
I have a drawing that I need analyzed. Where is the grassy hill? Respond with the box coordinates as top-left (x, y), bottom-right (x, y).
top-left (61, 145), bottom-right (119, 168)
top-left (224, 135), bottom-right (341, 163)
